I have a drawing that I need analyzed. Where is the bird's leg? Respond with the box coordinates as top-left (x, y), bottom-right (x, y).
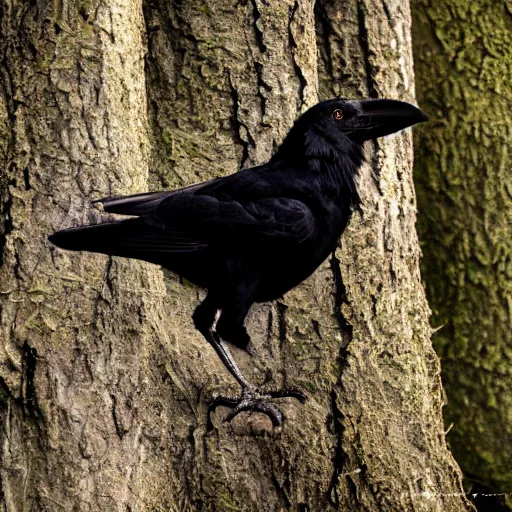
top-left (194, 294), bottom-right (306, 429)
top-left (202, 327), bottom-right (252, 390)
top-left (199, 327), bottom-right (286, 427)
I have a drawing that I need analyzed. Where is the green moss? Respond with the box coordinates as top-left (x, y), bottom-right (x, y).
top-left (162, 127), bottom-right (212, 161)
top-left (25, 312), bottom-right (44, 333)
top-left (28, 284), bottom-right (52, 295)
top-left (412, 0), bottom-right (512, 492)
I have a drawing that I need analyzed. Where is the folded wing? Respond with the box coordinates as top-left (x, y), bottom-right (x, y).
top-left (49, 185), bottom-right (316, 263)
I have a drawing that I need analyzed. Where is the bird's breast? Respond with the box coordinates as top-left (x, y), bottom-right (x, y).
top-left (256, 202), bottom-right (350, 302)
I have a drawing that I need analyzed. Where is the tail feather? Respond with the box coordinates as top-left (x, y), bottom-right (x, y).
top-left (94, 180), bottom-right (215, 216)
top-left (48, 219), bottom-right (143, 256)
top-left (93, 191), bottom-right (170, 216)
top-left (48, 217), bottom-right (206, 264)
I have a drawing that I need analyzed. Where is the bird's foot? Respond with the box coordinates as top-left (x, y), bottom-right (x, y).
top-left (207, 386), bottom-right (306, 429)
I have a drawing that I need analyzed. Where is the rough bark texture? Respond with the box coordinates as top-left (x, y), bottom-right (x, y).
top-left (412, 0), bottom-right (512, 497)
top-left (0, 0), bottom-right (472, 510)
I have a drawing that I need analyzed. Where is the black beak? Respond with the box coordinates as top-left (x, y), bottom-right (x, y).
top-left (347, 99), bottom-right (428, 143)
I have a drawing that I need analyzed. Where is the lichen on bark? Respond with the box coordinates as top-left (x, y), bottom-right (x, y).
top-left (412, 0), bottom-right (512, 493)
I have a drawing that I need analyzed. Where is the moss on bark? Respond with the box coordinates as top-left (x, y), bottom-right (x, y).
top-left (412, 0), bottom-right (512, 493)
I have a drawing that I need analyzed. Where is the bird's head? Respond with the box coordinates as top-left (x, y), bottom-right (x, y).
top-left (272, 98), bottom-right (428, 208)
top-left (273, 98), bottom-right (427, 166)
top-left (300, 98), bottom-right (428, 146)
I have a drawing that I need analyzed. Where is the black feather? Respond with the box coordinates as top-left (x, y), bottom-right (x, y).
top-left (48, 98), bottom-right (427, 423)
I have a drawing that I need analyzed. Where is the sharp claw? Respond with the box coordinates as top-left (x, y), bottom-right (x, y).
top-left (223, 399), bottom-right (283, 426)
top-left (207, 396), bottom-right (236, 431)
top-left (265, 387), bottom-right (307, 403)
top-left (209, 396), bottom-right (240, 412)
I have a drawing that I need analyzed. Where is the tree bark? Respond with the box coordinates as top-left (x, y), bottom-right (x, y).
top-left (0, 0), bottom-right (472, 510)
top-left (412, 0), bottom-right (512, 495)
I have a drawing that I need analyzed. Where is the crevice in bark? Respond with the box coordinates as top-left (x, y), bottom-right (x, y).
top-left (104, 256), bottom-right (114, 297)
top-left (327, 252), bottom-right (356, 507)
top-left (0, 188), bottom-right (13, 267)
top-left (0, 56), bottom-right (16, 268)
top-left (289, 1), bottom-right (307, 109)
top-left (356, 0), bottom-right (378, 98)
top-left (254, 61), bottom-right (271, 124)
top-left (23, 168), bottom-right (31, 190)
top-left (266, 307), bottom-right (275, 357)
top-left (370, 294), bottom-right (377, 317)
top-left (0, 466), bottom-right (5, 505)
top-left (311, 319), bottom-right (322, 340)
top-left (314, 1), bottom-right (334, 80)
top-left (0, 376), bottom-right (14, 406)
top-left (111, 394), bottom-right (125, 440)
top-left (227, 72), bottom-right (254, 170)
top-left (12, 246), bottom-right (22, 281)
top-left (250, 0), bottom-right (267, 54)
top-left (276, 300), bottom-right (287, 351)
top-left (327, 389), bottom-right (351, 507)
top-left (329, 252), bottom-right (352, 340)
top-left (21, 341), bottom-right (40, 419)
top-left (380, 0), bottom-right (393, 24)
top-left (271, 474), bottom-right (292, 508)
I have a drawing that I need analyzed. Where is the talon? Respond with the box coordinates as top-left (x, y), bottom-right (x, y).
top-left (223, 398), bottom-right (283, 426)
top-left (264, 387), bottom-right (307, 403)
top-left (207, 395), bottom-right (241, 431)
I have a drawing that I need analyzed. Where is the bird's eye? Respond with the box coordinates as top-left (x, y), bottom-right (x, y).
top-left (332, 109), bottom-right (344, 121)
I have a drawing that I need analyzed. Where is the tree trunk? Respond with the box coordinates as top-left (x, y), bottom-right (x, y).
top-left (412, 0), bottom-right (512, 497)
top-left (0, 0), bottom-right (472, 510)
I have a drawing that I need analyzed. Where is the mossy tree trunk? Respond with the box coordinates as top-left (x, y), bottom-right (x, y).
top-left (0, 0), bottom-right (471, 510)
top-left (412, 0), bottom-right (512, 498)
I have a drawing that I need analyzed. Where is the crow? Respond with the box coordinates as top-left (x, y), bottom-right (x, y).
top-left (49, 98), bottom-right (427, 426)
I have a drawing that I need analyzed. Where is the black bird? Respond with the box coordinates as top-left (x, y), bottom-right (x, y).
top-left (49, 98), bottom-right (427, 426)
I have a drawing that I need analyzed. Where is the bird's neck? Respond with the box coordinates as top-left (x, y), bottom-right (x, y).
top-left (271, 128), bottom-right (363, 210)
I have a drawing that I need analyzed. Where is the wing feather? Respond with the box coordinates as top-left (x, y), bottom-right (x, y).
top-left (78, 173), bottom-right (317, 260)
